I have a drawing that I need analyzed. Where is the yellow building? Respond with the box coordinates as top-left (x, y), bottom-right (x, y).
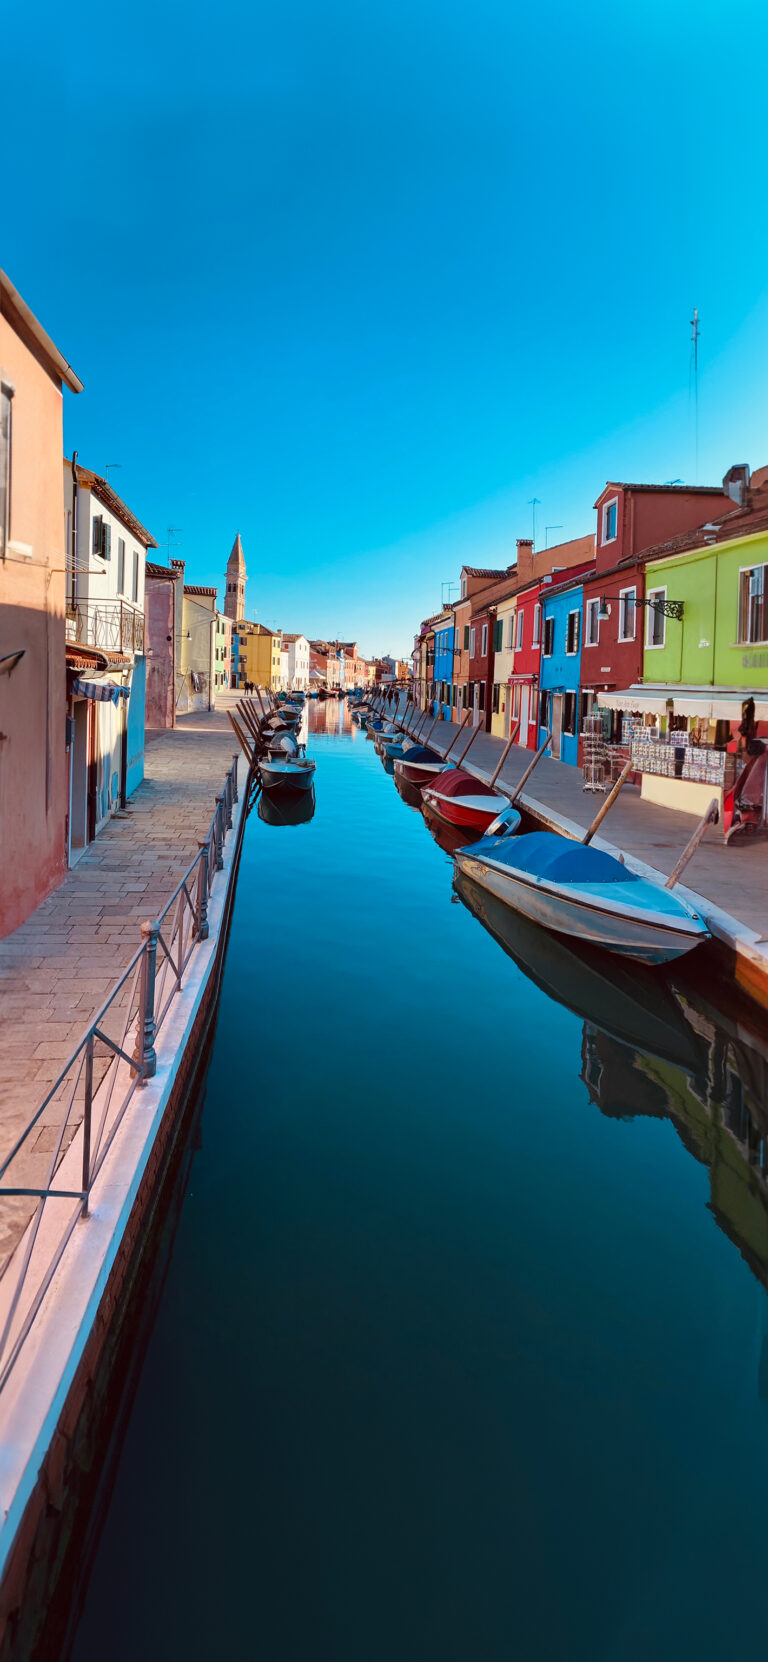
top-left (234, 620), bottom-right (282, 690)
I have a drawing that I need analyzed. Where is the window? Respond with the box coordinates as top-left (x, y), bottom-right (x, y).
top-left (602, 498), bottom-right (618, 544)
top-left (117, 537), bottom-right (126, 593)
top-left (565, 609), bottom-right (580, 654)
top-left (585, 598), bottom-right (600, 646)
top-left (507, 614), bottom-right (515, 649)
top-left (516, 610), bottom-right (524, 650)
top-left (493, 619), bottom-right (503, 652)
top-left (481, 623), bottom-right (488, 656)
top-left (563, 691), bottom-right (577, 735)
top-left (478, 681), bottom-right (485, 712)
top-left (0, 381), bottom-right (12, 558)
top-left (540, 689), bottom-right (550, 730)
top-left (618, 586), bottom-right (636, 641)
top-left (461, 577), bottom-right (467, 599)
top-left (470, 627), bottom-right (476, 657)
top-left (542, 615), bottom-right (554, 656)
top-left (533, 603), bottom-right (541, 647)
top-left (738, 564), bottom-right (767, 643)
top-left (646, 587), bottom-right (666, 648)
top-left (580, 690), bottom-right (596, 727)
top-left (452, 683), bottom-right (458, 707)
top-left (93, 515), bottom-right (111, 560)
top-left (492, 683), bottom-right (500, 715)
top-left (132, 549), bottom-right (139, 603)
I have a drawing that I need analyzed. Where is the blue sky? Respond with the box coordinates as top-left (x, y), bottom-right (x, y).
top-left (5, 0), bottom-right (768, 655)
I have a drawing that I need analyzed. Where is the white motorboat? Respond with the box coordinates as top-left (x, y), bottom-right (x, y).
top-left (453, 827), bottom-right (709, 965)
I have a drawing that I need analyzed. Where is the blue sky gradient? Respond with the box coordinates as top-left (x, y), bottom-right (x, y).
top-left (5, 0), bottom-right (768, 654)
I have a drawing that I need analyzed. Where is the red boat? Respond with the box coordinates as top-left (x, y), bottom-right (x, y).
top-left (421, 767), bottom-right (519, 834)
top-left (393, 745), bottom-right (450, 788)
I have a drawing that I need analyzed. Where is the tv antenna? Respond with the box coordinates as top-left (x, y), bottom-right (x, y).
top-left (164, 527), bottom-right (183, 560)
top-left (545, 524), bottom-right (563, 549)
top-left (690, 307), bottom-right (700, 483)
top-left (528, 497), bottom-right (541, 550)
top-left (441, 580), bottom-right (459, 606)
top-left (105, 463), bottom-right (122, 483)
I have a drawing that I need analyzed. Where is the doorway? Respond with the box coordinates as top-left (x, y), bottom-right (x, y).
top-left (69, 699), bottom-right (89, 861)
top-left (551, 693), bottom-right (564, 761)
top-left (520, 685), bottom-right (529, 741)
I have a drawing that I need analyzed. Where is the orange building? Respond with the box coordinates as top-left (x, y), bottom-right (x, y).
top-left (0, 270), bottom-right (82, 937)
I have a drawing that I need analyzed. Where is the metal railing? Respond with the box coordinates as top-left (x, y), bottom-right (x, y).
top-left (0, 754), bottom-right (240, 1394)
top-left (66, 599), bottom-right (146, 655)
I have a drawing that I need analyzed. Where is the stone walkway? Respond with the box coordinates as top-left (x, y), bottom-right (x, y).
top-left (0, 711), bottom-right (240, 1267)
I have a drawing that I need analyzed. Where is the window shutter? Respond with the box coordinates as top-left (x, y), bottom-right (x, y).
top-left (493, 619), bottom-right (502, 652)
top-left (574, 612), bottom-right (580, 652)
top-left (463, 625), bottom-right (470, 649)
top-left (93, 515), bottom-right (102, 557)
top-left (102, 522), bottom-right (112, 560)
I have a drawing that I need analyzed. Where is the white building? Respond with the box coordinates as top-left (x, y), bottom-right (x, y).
top-left (63, 458), bottom-right (155, 861)
top-left (282, 632), bottom-right (310, 690)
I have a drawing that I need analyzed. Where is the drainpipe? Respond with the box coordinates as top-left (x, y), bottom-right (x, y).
top-left (70, 452), bottom-right (78, 611)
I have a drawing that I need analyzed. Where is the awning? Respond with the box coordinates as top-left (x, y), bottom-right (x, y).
top-left (72, 678), bottom-right (130, 704)
top-left (597, 684), bottom-right (768, 720)
top-left (507, 672), bottom-right (537, 685)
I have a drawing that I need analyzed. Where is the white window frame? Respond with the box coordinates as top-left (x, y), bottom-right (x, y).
top-left (481, 623), bottom-right (488, 656)
top-left (601, 497), bottom-right (618, 545)
top-left (645, 586), bottom-right (667, 649)
top-left (738, 562), bottom-right (768, 645)
top-left (618, 585), bottom-right (636, 642)
top-left (461, 577), bottom-right (467, 599)
top-left (469, 627), bottom-right (476, 657)
top-left (516, 610), bottom-right (524, 650)
top-left (565, 608), bottom-right (580, 655)
top-left (533, 603), bottom-right (541, 647)
top-left (585, 598), bottom-right (600, 647)
top-left (542, 615), bottom-right (554, 657)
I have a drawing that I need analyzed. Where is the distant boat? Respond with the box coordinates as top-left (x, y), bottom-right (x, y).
top-left (259, 756), bottom-right (317, 793)
top-left (393, 746), bottom-right (450, 786)
top-left (454, 828), bottom-right (709, 965)
top-left (421, 767), bottom-right (519, 835)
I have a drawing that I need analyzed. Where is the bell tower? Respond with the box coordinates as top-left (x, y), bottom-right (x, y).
top-left (224, 532), bottom-right (246, 621)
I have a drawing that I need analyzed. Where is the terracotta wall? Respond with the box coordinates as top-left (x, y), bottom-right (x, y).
top-left (0, 316), bottom-right (68, 937)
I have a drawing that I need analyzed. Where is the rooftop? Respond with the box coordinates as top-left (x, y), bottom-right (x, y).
top-left (1, 269), bottom-right (83, 394)
top-left (70, 460), bottom-right (157, 548)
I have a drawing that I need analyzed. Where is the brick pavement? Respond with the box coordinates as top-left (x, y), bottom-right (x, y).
top-left (0, 711), bottom-right (240, 1268)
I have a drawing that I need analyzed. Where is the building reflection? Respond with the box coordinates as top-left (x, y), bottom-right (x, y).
top-left (455, 870), bottom-right (768, 1307)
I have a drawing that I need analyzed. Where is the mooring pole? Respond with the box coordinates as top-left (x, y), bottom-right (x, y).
top-left (489, 720), bottom-right (521, 789)
top-left (441, 708), bottom-right (471, 762)
top-left (508, 731), bottom-right (552, 806)
top-left (582, 759), bottom-right (633, 845)
top-left (664, 798), bottom-right (720, 888)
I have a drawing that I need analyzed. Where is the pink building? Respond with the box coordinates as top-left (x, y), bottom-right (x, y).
top-left (0, 269), bottom-right (82, 937)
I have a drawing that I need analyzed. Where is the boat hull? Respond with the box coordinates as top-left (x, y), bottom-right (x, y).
top-left (395, 759), bottom-right (449, 787)
top-left (421, 786), bottom-right (512, 832)
top-left (454, 851), bottom-right (706, 965)
top-left (260, 762), bottom-right (316, 792)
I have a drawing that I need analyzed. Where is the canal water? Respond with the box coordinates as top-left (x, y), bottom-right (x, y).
top-left (71, 702), bottom-right (768, 1662)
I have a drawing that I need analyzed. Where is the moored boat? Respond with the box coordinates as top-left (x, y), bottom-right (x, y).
top-left (393, 745), bottom-right (451, 786)
top-left (421, 768), bottom-right (519, 834)
top-left (259, 755), bottom-right (317, 792)
top-left (454, 828), bottom-right (709, 965)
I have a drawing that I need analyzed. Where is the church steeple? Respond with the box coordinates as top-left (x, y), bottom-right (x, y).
top-left (224, 532), bottom-right (246, 621)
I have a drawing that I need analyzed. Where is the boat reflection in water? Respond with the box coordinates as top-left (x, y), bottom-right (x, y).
top-left (455, 868), bottom-right (768, 1300)
top-left (422, 804), bottom-right (477, 859)
top-left (257, 786), bottom-right (316, 827)
top-left (393, 771), bottom-right (425, 812)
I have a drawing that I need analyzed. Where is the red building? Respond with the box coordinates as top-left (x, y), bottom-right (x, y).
top-left (581, 480), bottom-right (733, 730)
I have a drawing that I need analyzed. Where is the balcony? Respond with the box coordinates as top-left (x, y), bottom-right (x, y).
top-left (66, 600), bottom-right (145, 656)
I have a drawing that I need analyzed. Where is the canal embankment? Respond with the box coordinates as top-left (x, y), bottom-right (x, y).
top-left (400, 706), bottom-right (768, 1006)
top-left (0, 710), bottom-right (249, 1659)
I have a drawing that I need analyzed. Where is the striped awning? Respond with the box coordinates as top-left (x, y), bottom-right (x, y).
top-left (72, 678), bottom-right (130, 704)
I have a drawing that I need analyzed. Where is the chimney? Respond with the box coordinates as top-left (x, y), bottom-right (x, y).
top-left (723, 464), bottom-right (750, 509)
top-left (516, 538), bottom-right (534, 582)
top-left (170, 558), bottom-right (186, 575)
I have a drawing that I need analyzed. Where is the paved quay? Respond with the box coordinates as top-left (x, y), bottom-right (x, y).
top-left (402, 708), bottom-right (768, 988)
top-left (0, 710), bottom-right (240, 1267)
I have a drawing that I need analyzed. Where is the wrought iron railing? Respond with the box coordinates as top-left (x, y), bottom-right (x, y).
top-left (0, 754), bottom-right (240, 1394)
top-left (66, 599), bottom-right (145, 655)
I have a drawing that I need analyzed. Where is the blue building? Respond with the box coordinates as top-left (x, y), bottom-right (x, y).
top-left (538, 576), bottom-right (586, 767)
top-left (432, 611), bottom-right (455, 720)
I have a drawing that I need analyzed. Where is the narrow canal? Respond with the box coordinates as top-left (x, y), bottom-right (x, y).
top-left (71, 701), bottom-right (768, 1662)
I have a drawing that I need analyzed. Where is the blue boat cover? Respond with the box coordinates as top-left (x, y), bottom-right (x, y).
top-left (479, 830), bottom-right (640, 885)
top-left (401, 745), bottom-right (443, 763)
